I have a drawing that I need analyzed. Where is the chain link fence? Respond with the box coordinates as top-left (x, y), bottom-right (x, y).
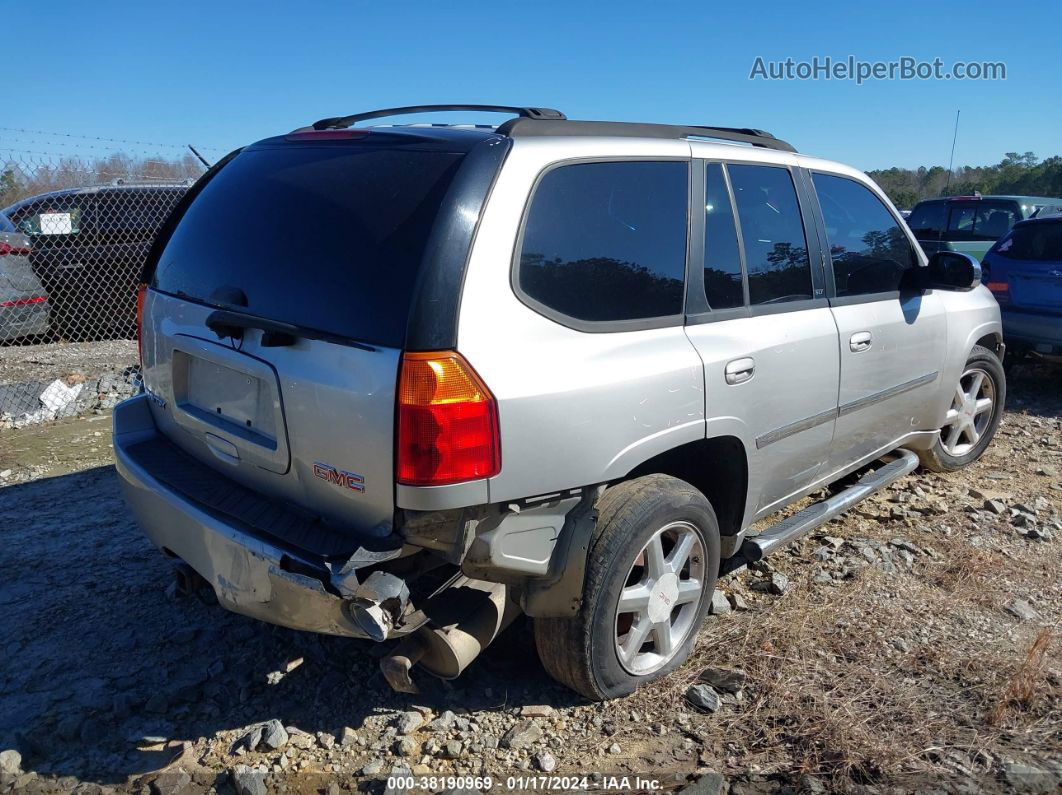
top-left (0, 133), bottom-right (215, 429)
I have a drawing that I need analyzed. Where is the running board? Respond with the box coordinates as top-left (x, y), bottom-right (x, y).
top-left (720, 449), bottom-right (920, 575)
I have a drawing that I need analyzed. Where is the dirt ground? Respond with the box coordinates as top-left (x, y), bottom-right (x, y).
top-left (0, 363), bottom-right (1059, 795)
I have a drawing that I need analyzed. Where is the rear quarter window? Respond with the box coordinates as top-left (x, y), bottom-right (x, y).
top-left (516, 160), bottom-right (689, 326)
top-left (151, 145), bottom-right (464, 347)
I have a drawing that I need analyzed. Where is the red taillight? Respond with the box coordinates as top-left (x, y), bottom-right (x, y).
top-left (0, 295), bottom-right (46, 308)
top-left (0, 241), bottom-right (31, 256)
top-left (135, 283), bottom-right (147, 362)
top-left (396, 351), bottom-right (500, 487)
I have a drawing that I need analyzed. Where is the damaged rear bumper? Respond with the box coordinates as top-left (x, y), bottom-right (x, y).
top-left (114, 394), bottom-right (385, 639)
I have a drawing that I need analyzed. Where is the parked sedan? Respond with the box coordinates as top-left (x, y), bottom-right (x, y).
top-left (981, 215), bottom-right (1062, 361)
top-left (0, 211), bottom-right (50, 341)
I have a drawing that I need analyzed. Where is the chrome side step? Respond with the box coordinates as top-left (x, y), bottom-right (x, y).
top-left (720, 449), bottom-right (920, 575)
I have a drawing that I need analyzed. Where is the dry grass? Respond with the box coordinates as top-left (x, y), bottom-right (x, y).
top-left (991, 629), bottom-right (1058, 726)
top-left (621, 519), bottom-right (1062, 787)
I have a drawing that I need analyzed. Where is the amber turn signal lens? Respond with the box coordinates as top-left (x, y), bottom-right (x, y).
top-left (396, 351), bottom-right (500, 487)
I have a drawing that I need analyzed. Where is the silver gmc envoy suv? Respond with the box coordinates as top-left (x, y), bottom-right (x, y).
top-left (115, 105), bottom-right (1005, 700)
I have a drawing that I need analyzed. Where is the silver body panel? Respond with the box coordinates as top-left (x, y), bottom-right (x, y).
top-left (140, 290), bottom-right (399, 538)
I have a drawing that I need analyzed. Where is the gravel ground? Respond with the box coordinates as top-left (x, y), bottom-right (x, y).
top-left (0, 340), bottom-right (140, 429)
top-left (0, 363), bottom-right (1059, 795)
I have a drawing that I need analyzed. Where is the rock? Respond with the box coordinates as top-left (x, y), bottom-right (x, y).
top-left (752, 571), bottom-right (790, 595)
top-left (0, 750), bottom-right (21, 777)
top-left (234, 725), bottom-right (263, 754)
top-left (728, 592), bottom-right (750, 611)
top-left (520, 705), bottom-right (555, 718)
top-left (798, 774), bottom-right (828, 794)
top-left (697, 667), bottom-right (746, 694)
top-left (361, 759), bottom-right (385, 776)
top-left (150, 768), bottom-right (191, 795)
top-left (231, 765), bottom-right (267, 795)
top-left (442, 740), bottom-right (463, 758)
top-left (535, 751), bottom-right (557, 772)
top-left (396, 710), bottom-right (426, 735)
top-left (501, 720), bottom-right (543, 749)
top-left (1002, 760), bottom-right (1058, 792)
top-left (710, 589), bottom-right (731, 615)
top-left (1006, 600), bottom-right (1040, 621)
top-left (686, 683), bottom-right (722, 713)
top-left (608, 742), bottom-right (622, 755)
top-left (339, 726), bottom-right (357, 747)
top-left (394, 736), bottom-right (420, 757)
top-left (984, 499), bottom-right (1007, 515)
top-left (682, 772), bottom-right (726, 794)
top-left (428, 710), bottom-right (457, 732)
top-left (260, 719), bottom-right (288, 750)
top-left (288, 730), bottom-right (314, 750)
top-left (317, 731), bottom-right (335, 749)
top-left (1036, 466), bottom-right (1058, 477)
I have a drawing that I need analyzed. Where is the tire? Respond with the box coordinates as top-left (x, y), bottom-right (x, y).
top-left (534, 474), bottom-right (720, 701)
top-left (920, 344), bottom-right (1006, 473)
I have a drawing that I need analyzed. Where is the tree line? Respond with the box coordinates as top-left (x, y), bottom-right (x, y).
top-left (868, 152), bottom-right (1062, 210)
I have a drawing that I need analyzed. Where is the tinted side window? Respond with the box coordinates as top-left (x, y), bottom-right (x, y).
top-left (727, 164), bottom-right (813, 305)
top-left (907, 201), bottom-right (946, 239)
top-left (813, 173), bottom-right (914, 296)
top-left (946, 201), bottom-right (1020, 241)
top-left (518, 161), bottom-right (688, 323)
top-left (703, 163), bottom-right (744, 309)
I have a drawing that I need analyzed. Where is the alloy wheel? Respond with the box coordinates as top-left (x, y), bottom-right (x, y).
top-left (940, 366), bottom-right (996, 457)
top-left (613, 520), bottom-right (706, 675)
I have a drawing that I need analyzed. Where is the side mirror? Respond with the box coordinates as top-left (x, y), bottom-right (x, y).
top-left (926, 251), bottom-right (982, 291)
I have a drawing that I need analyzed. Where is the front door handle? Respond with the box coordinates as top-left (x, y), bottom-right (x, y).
top-left (725, 357), bottom-right (755, 385)
top-left (850, 331), bottom-right (873, 352)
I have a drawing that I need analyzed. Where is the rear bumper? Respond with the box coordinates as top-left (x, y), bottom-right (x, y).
top-left (1001, 309), bottom-right (1062, 352)
top-left (113, 394), bottom-right (371, 638)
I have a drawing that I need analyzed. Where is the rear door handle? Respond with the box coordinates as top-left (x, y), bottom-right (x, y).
top-left (850, 331), bottom-right (873, 352)
top-left (725, 357), bottom-right (755, 385)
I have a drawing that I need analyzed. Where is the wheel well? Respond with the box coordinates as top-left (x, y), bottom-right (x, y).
top-left (625, 436), bottom-right (748, 537)
top-left (975, 332), bottom-right (1003, 356)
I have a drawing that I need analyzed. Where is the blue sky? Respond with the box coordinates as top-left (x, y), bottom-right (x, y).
top-left (6, 0), bottom-right (1058, 171)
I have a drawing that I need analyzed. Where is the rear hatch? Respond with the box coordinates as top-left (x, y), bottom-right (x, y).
top-left (141, 134), bottom-right (472, 541)
top-left (991, 221), bottom-right (1062, 314)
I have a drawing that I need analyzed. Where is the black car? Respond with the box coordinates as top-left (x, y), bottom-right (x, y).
top-left (2, 180), bottom-right (191, 338)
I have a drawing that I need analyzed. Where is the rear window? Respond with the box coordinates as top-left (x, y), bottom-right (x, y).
top-left (994, 222), bottom-right (1062, 261)
top-left (906, 201), bottom-right (946, 239)
top-left (152, 145), bottom-right (464, 347)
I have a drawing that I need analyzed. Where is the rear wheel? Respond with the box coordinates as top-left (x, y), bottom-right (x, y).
top-left (920, 345), bottom-right (1005, 472)
top-left (534, 474), bottom-right (720, 701)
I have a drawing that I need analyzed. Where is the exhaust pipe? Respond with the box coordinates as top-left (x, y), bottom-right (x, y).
top-left (379, 577), bottom-right (520, 692)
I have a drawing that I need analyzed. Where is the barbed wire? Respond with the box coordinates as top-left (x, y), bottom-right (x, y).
top-left (0, 148), bottom-right (205, 167)
top-left (0, 127), bottom-right (225, 153)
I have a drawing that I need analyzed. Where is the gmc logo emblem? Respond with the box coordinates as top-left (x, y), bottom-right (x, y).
top-left (313, 462), bottom-right (365, 493)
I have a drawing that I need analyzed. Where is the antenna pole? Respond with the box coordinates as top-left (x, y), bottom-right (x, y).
top-left (188, 144), bottom-right (211, 169)
top-left (945, 110), bottom-right (960, 192)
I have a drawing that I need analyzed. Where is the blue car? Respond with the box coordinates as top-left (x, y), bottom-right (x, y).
top-left (981, 215), bottom-right (1062, 360)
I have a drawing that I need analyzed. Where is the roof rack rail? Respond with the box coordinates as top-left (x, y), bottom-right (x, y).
top-left (495, 118), bottom-right (796, 152)
top-left (311, 105), bottom-right (566, 131)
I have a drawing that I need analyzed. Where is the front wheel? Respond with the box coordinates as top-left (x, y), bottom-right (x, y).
top-left (534, 475), bottom-right (720, 701)
top-left (920, 344), bottom-right (1006, 472)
